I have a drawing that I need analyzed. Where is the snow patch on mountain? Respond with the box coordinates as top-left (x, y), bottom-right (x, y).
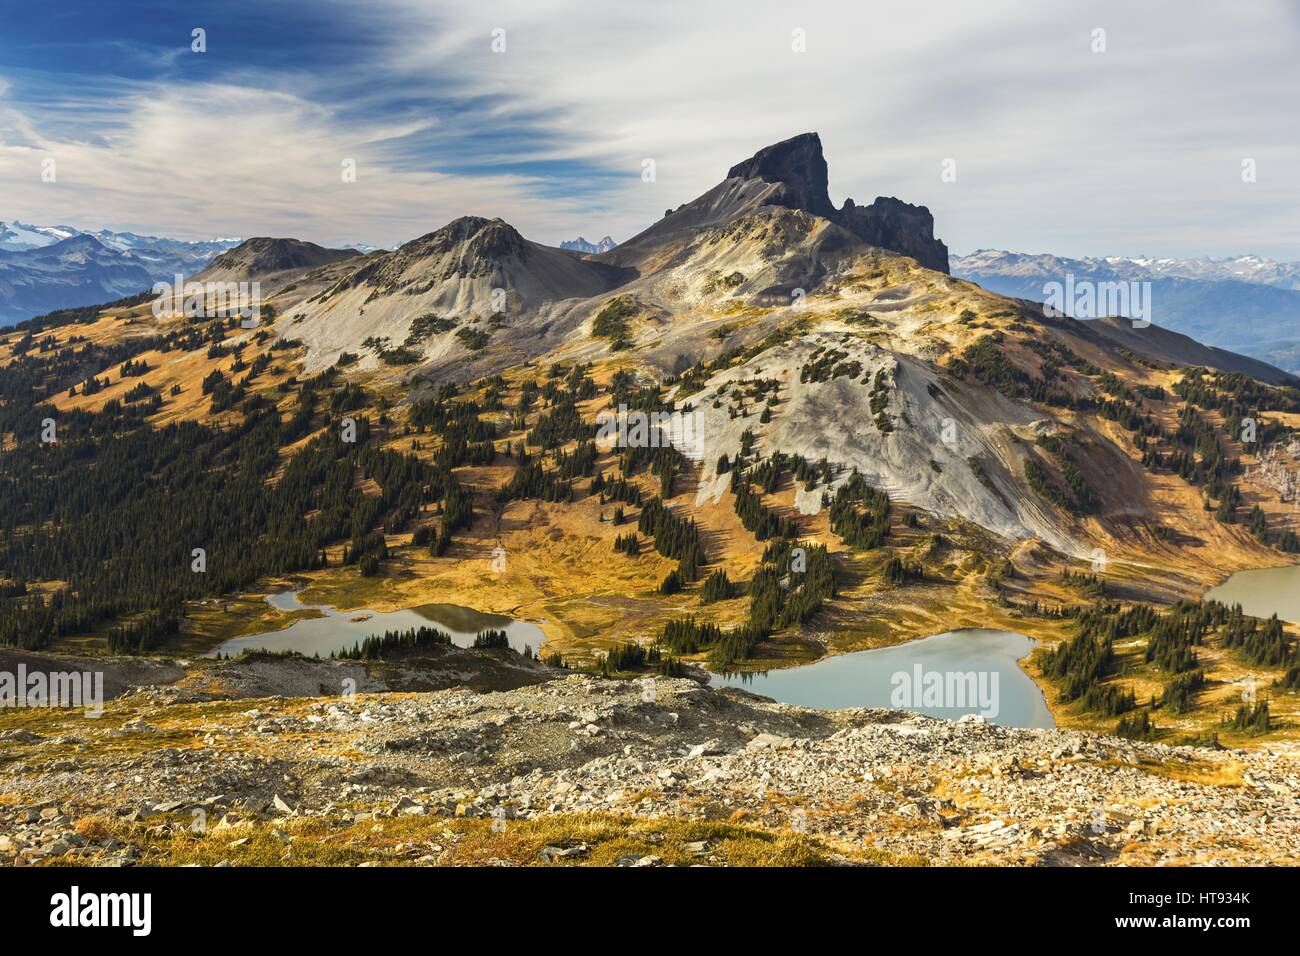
top-left (0, 220), bottom-right (80, 251)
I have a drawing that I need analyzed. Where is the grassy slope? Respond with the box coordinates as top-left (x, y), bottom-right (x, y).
top-left (4, 270), bottom-right (1300, 749)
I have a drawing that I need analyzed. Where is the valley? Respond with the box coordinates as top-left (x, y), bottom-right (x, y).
top-left (954, 250), bottom-right (1300, 374)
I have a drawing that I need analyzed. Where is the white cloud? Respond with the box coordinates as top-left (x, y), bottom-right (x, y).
top-left (0, 0), bottom-right (1296, 258)
top-left (381, 0), bottom-right (1300, 257)
top-left (0, 80), bottom-right (596, 247)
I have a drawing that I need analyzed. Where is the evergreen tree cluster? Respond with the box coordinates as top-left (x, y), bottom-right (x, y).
top-left (1115, 710), bottom-right (1157, 740)
top-left (1220, 605), bottom-right (1291, 666)
top-left (1059, 566), bottom-right (1109, 598)
top-left (0, 368), bottom-right (446, 650)
top-left (826, 471), bottom-right (890, 549)
top-left (107, 607), bottom-right (182, 655)
top-left (882, 555), bottom-right (923, 585)
top-left (659, 617), bottom-right (722, 655)
top-left (597, 640), bottom-right (667, 675)
top-left (799, 345), bottom-right (861, 384)
top-left (1143, 601), bottom-right (1223, 672)
top-left (497, 460), bottom-right (574, 504)
top-left (699, 569), bottom-right (737, 603)
top-left (472, 629), bottom-right (510, 649)
top-left (1160, 669), bottom-right (1205, 714)
top-left (731, 474), bottom-right (796, 541)
top-left (593, 473), bottom-right (643, 507)
top-left (637, 498), bottom-right (706, 581)
top-left (948, 333), bottom-right (1076, 407)
top-left (333, 626), bottom-right (452, 660)
top-left (620, 442), bottom-right (684, 497)
top-left (1223, 701), bottom-right (1271, 735)
top-left (656, 540), bottom-right (837, 669)
top-left (1039, 626), bottom-right (1122, 709)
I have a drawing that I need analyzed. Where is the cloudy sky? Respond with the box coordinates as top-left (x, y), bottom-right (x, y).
top-left (1, 0), bottom-right (1296, 259)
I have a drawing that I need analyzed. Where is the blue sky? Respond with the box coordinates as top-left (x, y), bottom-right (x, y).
top-left (1, 0), bottom-right (1297, 259)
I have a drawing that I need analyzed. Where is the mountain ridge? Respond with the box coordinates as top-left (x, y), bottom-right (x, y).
top-left (197, 236), bottom-right (361, 282)
top-left (957, 248), bottom-right (1300, 289)
top-left (27, 130), bottom-right (1296, 577)
top-left (0, 223), bottom-right (242, 326)
top-left (606, 132), bottom-right (949, 274)
top-left (0, 234), bottom-right (158, 326)
top-left (954, 249), bottom-right (1300, 373)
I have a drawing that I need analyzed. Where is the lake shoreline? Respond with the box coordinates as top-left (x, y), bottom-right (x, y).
top-left (207, 589), bottom-right (548, 660)
top-left (1203, 564), bottom-right (1300, 624)
top-left (709, 627), bottom-right (1055, 729)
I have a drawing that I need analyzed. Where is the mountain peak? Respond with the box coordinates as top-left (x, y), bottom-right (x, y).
top-left (201, 237), bottom-right (358, 279)
top-left (560, 235), bottom-right (618, 255)
top-left (838, 195), bottom-right (948, 273)
top-left (719, 132), bottom-right (948, 272)
top-left (406, 216), bottom-right (528, 262)
top-left (607, 133), bottom-right (949, 273)
top-left (726, 132), bottom-right (835, 220)
top-left (50, 233), bottom-right (108, 252)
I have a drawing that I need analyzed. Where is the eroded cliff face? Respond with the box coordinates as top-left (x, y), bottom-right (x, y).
top-left (722, 132), bottom-right (948, 273)
top-left (838, 194), bottom-right (949, 274)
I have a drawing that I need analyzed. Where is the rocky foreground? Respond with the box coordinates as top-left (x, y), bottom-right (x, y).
top-left (1, 655), bottom-right (1298, 867)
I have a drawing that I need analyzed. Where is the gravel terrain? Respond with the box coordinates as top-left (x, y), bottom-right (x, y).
top-left (2, 659), bottom-right (1296, 866)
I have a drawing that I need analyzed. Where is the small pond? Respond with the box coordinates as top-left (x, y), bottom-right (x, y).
top-left (208, 590), bottom-right (546, 659)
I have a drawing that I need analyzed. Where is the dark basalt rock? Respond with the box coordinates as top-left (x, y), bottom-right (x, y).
top-left (726, 132), bottom-right (837, 220)
top-left (838, 196), bottom-right (950, 274)
top-left (726, 132), bottom-right (950, 274)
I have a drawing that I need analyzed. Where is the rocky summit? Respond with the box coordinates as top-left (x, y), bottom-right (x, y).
top-left (724, 133), bottom-right (950, 273)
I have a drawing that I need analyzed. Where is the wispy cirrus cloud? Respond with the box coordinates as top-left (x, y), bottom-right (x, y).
top-left (0, 74), bottom-right (601, 246)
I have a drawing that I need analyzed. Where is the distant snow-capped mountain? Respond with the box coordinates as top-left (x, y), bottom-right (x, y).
top-left (0, 221), bottom-right (242, 326)
top-left (1095, 253), bottom-right (1300, 289)
top-left (952, 249), bottom-right (1300, 373)
top-left (0, 220), bottom-right (81, 251)
top-left (559, 235), bottom-right (618, 255)
top-left (955, 249), bottom-right (1300, 290)
top-left (87, 228), bottom-right (240, 271)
